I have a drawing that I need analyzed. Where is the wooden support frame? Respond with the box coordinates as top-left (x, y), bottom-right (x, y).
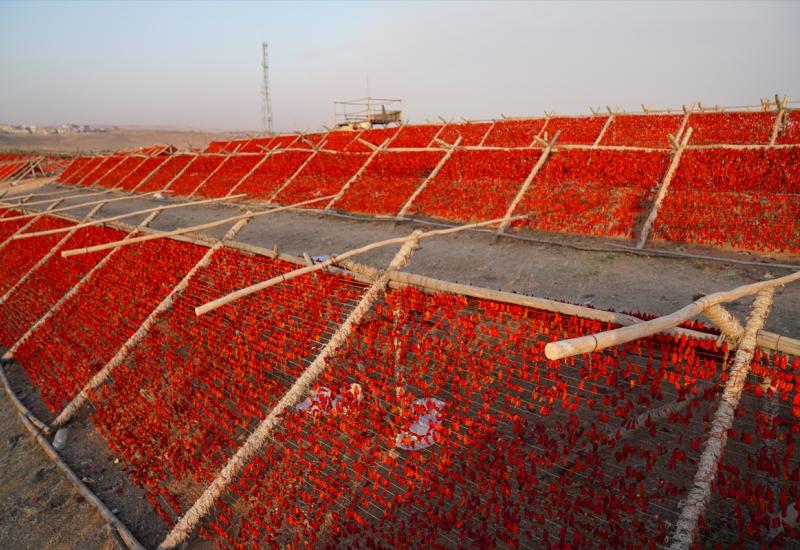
top-left (0, 189), bottom-right (112, 209)
top-left (266, 147), bottom-right (321, 203)
top-left (593, 113), bottom-right (615, 146)
top-left (396, 136), bottom-right (462, 218)
top-left (670, 288), bottom-right (775, 549)
top-left (325, 138), bottom-right (391, 210)
top-left (52, 217), bottom-right (252, 427)
top-left (494, 131), bottom-right (561, 238)
top-left (0, 199), bottom-right (66, 253)
top-left (1, 210), bottom-right (162, 361)
top-left (187, 150), bottom-right (239, 200)
top-left (0, 191), bottom-right (163, 223)
top-left (543, 269), bottom-right (800, 361)
top-left (59, 194), bottom-right (337, 258)
top-left (12, 194), bottom-right (246, 240)
top-left (636, 127), bottom-right (693, 249)
top-left (158, 231), bottom-right (423, 550)
top-left (0, 203), bottom-right (106, 307)
top-left (195, 214), bottom-right (524, 316)
top-left (225, 149), bottom-right (277, 198)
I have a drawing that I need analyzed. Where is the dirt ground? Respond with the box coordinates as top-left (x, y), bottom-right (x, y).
top-left (0, 179), bottom-right (798, 548)
top-left (0, 384), bottom-right (115, 549)
top-left (0, 128), bottom-right (244, 154)
top-left (11, 182), bottom-right (799, 335)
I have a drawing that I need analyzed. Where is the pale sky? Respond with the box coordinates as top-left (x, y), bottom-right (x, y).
top-left (1, 1), bottom-right (798, 132)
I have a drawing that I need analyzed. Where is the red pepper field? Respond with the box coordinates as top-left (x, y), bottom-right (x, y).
top-left (55, 108), bottom-right (800, 256)
top-left (1, 103), bottom-right (799, 549)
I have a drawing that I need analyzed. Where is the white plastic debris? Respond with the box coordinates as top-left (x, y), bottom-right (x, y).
top-left (52, 428), bottom-right (69, 450)
top-left (395, 397), bottom-right (445, 451)
top-left (296, 383), bottom-right (362, 416)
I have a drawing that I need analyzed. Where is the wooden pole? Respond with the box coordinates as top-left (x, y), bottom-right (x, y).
top-left (187, 151), bottom-right (237, 200)
top-left (0, 189), bottom-right (111, 209)
top-left (160, 154), bottom-right (201, 193)
top-left (544, 270), bottom-right (800, 360)
top-left (0, 365), bottom-right (145, 550)
top-left (225, 150), bottom-right (276, 198)
top-left (2, 210), bottom-right (162, 362)
top-left (325, 138), bottom-right (390, 210)
top-left (0, 191), bottom-right (162, 223)
top-left (494, 131), bottom-right (560, 238)
top-left (396, 136), bottom-right (462, 218)
top-left (59, 194), bottom-right (336, 258)
top-left (670, 288), bottom-right (774, 549)
top-left (266, 148), bottom-right (320, 203)
top-left (0, 203), bottom-right (106, 307)
top-left (195, 214), bottom-right (524, 316)
top-left (593, 114), bottom-right (615, 147)
top-left (769, 100), bottom-right (787, 146)
top-left (128, 155), bottom-right (171, 194)
top-left (111, 155), bottom-right (150, 191)
top-left (476, 120), bottom-right (497, 147)
top-left (158, 231), bottom-right (422, 550)
top-left (636, 127), bottom-right (693, 249)
top-left (0, 199), bottom-right (66, 253)
top-left (12, 194), bottom-right (246, 240)
top-left (52, 217), bottom-right (252, 427)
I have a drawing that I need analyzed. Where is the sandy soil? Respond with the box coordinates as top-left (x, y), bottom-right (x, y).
top-left (0, 128), bottom-right (247, 154)
top-left (0, 385), bottom-right (115, 549)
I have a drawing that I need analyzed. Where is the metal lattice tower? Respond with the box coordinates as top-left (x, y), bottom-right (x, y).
top-left (261, 41), bottom-right (274, 135)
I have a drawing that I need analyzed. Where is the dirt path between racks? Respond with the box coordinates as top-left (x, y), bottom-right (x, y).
top-left (0, 385), bottom-right (115, 549)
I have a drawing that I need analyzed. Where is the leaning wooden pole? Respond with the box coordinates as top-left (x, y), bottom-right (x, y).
top-left (494, 131), bottom-right (560, 238)
top-left (636, 127), bottom-right (693, 249)
top-left (59, 194), bottom-right (335, 258)
top-left (158, 231), bottom-right (422, 550)
top-left (325, 138), bottom-right (390, 210)
top-left (0, 189), bottom-right (111, 209)
top-left (670, 288), bottom-right (775, 549)
top-left (195, 215), bottom-right (524, 316)
top-left (0, 199), bottom-right (66, 253)
top-left (1, 211), bottom-right (162, 362)
top-left (544, 270), bottom-right (800, 360)
top-left (13, 194), bottom-right (246, 240)
top-left (0, 191), bottom-right (162, 223)
top-left (0, 203), bottom-right (106, 307)
top-left (396, 136), bottom-right (462, 218)
top-left (52, 217), bottom-right (251, 427)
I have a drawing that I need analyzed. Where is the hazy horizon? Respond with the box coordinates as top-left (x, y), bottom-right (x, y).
top-left (2, 0), bottom-right (799, 133)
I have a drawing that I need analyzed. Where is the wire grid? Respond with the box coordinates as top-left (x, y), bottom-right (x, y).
top-left (86, 247), bottom-right (368, 525)
top-left (15, 237), bottom-right (207, 412)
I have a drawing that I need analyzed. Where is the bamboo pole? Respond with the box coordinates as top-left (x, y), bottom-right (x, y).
top-left (60, 194), bottom-right (336, 258)
top-left (0, 191), bottom-right (162, 223)
top-left (187, 151), bottom-right (236, 200)
top-left (1, 211), bottom-right (162, 362)
top-left (0, 204), bottom-right (106, 307)
top-left (195, 214), bottom-right (524, 316)
top-left (476, 120), bottom-right (497, 147)
top-left (0, 199), bottom-right (66, 253)
top-left (158, 231), bottom-right (422, 550)
top-left (160, 154), bottom-right (201, 193)
top-left (396, 136), bottom-right (462, 218)
top-left (0, 187), bottom-right (80, 203)
top-left (593, 114), bottom-right (615, 147)
top-left (636, 127), bottom-right (693, 249)
top-left (325, 138), bottom-right (390, 209)
top-left (769, 104), bottom-right (787, 146)
top-left (110, 155), bottom-right (150, 191)
top-left (494, 131), bottom-right (561, 238)
top-left (76, 155), bottom-right (126, 187)
top-left (225, 150), bottom-right (276, 198)
top-left (127, 156), bottom-right (171, 194)
top-left (12, 194), bottom-right (245, 240)
top-left (1, 365), bottom-right (145, 550)
top-left (544, 270), bottom-right (800, 361)
top-left (0, 189), bottom-right (112, 209)
top-left (266, 147), bottom-right (320, 203)
top-left (52, 217), bottom-right (252, 427)
top-left (670, 288), bottom-right (775, 549)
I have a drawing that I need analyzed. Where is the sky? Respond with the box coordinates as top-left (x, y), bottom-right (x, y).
top-left (1, 0), bottom-right (798, 132)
